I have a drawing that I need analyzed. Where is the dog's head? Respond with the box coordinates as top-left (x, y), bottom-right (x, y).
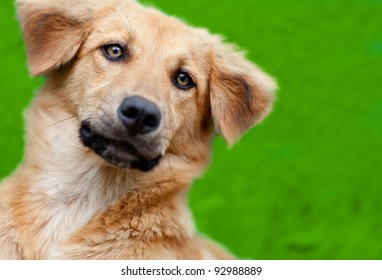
top-left (17, 0), bottom-right (276, 172)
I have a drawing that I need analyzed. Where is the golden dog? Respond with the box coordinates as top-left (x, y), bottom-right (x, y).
top-left (0, 0), bottom-right (276, 259)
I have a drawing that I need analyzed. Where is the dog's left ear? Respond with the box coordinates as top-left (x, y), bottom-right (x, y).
top-left (16, 0), bottom-right (90, 76)
top-left (209, 36), bottom-right (277, 145)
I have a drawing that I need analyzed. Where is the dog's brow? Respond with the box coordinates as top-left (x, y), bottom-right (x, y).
top-left (116, 4), bottom-right (135, 39)
top-left (173, 56), bottom-right (194, 69)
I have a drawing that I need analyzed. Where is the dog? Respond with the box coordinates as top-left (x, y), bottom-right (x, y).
top-left (0, 0), bottom-right (276, 259)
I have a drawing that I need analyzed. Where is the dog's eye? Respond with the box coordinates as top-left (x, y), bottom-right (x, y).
top-left (102, 44), bottom-right (126, 61)
top-left (174, 72), bottom-right (195, 90)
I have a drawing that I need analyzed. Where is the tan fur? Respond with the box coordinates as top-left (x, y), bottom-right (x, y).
top-left (0, 0), bottom-right (276, 259)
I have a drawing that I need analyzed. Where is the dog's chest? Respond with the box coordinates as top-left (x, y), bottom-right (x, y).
top-left (34, 171), bottom-right (125, 258)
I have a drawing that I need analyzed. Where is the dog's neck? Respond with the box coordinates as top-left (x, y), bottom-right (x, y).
top-left (11, 90), bottom-right (210, 259)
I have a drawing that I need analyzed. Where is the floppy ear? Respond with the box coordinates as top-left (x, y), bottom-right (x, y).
top-left (16, 0), bottom-right (90, 76)
top-left (209, 36), bottom-right (277, 145)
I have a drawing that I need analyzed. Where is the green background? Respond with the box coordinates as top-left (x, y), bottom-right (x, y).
top-left (1, 0), bottom-right (381, 259)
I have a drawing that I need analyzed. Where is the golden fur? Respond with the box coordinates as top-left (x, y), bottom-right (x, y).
top-left (0, 0), bottom-right (276, 259)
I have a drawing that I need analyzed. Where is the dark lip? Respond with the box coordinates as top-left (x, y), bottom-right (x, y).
top-left (79, 122), bottom-right (162, 172)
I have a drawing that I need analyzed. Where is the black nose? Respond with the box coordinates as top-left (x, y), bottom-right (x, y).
top-left (118, 96), bottom-right (161, 135)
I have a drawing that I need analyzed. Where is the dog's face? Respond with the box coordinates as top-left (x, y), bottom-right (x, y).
top-left (17, 0), bottom-right (276, 172)
top-left (73, 5), bottom-right (215, 171)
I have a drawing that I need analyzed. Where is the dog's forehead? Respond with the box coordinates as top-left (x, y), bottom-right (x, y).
top-left (91, 2), bottom-right (207, 52)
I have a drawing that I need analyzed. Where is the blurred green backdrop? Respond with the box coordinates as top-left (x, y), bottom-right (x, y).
top-left (1, 0), bottom-right (382, 259)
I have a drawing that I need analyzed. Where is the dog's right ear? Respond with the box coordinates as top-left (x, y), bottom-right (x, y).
top-left (16, 0), bottom-right (90, 76)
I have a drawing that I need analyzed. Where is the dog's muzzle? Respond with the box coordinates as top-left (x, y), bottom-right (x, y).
top-left (79, 96), bottom-right (163, 172)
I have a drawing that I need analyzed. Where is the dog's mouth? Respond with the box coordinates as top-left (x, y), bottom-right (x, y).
top-left (79, 122), bottom-right (162, 172)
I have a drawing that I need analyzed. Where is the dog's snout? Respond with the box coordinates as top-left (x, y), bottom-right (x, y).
top-left (118, 96), bottom-right (161, 135)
